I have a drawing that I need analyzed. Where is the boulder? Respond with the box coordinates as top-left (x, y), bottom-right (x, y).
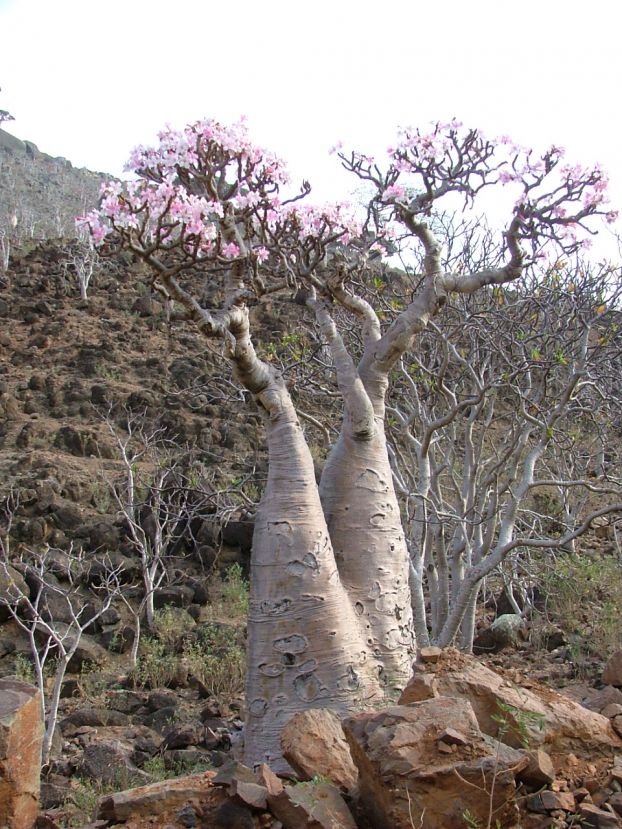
top-left (0, 678), bottom-right (43, 829)
top-left (0, 564), bottom-right (29, 622)
top-left (269, 781), bottom-right (358, 829)
top-left (281, 708), bottom-right (358, 793)
top-left (402, 649), bottom-right (622, 754)
top-left (80, 740), bottom-right (148, 787)
top-left (97, 773), bottom-right (228, 824)
top-left (604, 651), bottom-right (622, 687)
top-left (344, 696), bottom-right (521, 829)
top-left (473, 613), bottom-right (527, 654)
top-left (60, 707), bottom-right (130, 732)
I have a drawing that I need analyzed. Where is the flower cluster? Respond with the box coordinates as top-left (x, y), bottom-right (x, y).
top-left (78, 117), bottom-right (363, 271)
top-left (355, 120), bottom-right (617, 257)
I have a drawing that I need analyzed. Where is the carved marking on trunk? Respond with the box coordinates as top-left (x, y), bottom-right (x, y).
top-left (374, 594), bottom-right (397, 613)
top-left (293, 671), bottom-right (324, 702)
top-left (368, 581), bottom-right (382, 599)
top-left (355, 468), bottom-right (389, 492)
top-left (285, 553), bottom-right (319, 577)
top-left (385, 629), bottom-right (404, 650)
top-left (337, 666), bottom-right (360, 691)
top-left (260, 597), bottom-right (293, 615)
top-left (249, 698), bottom-right (268, 717)
top-left (258, 662), bottom-right (286, 677)
top-left (296, 659), bottom-right (318, 673)
top-left (268, 520), bottom-right (293, 538)
top-left (273, 634), bottom-right (308, 654)
top-left (354, 601), bottom-right (364, 615)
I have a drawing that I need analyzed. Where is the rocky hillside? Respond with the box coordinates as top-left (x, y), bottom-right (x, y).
top-left (0, 127), bottom-right (109, 242)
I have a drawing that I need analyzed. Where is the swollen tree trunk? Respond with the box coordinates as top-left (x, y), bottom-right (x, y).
top-left (320, 423), bottom-right (416, 691)
top-left (245, 380), bottom-right (382, 770)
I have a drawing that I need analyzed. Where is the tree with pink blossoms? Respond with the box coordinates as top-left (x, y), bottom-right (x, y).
top-left (80, 117), bottom-right (620, 771)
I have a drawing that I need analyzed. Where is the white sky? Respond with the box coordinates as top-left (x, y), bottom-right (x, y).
top-left (1, 0), bottom-right (621, 240)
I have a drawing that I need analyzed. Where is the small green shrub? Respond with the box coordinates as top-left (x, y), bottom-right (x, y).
top-left (133, 637), bottom-right (179, 689)
top-left (14, 653), bottom-right (35, 684)
top-left (207, 563), bottom-right (249, 621)
top-left (153, 605), bottom-right (196, 650)
top-left (183, 623), bottom-right (245, 699)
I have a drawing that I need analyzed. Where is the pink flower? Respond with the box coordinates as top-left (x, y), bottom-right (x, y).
top-left (382, 183), bottom-right (406, 201)
top-left (221, 242), bottom-right (240, 258)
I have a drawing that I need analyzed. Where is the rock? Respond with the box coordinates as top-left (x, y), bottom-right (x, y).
top-left (583, 687), bottom-right (622, 714)
top-left (80, 740), bottom-right (148, 787)
top-left (412, 649), bottom-right (622, 754)
top-left (604, 705), bottom-right (622, 719)
top-left (32, 627), bottom-right (108, 672)
top-left (269, 781), bottom-right (358, 829)
top-left (148, 688), bottom-right (179, 711)
top-left (0, 636), bottom-right (16, 657)
top-left (518, 749), bottom-right (555, 788)
top-left (96, 773), bottom-right (228, 824)
top-left (579, 802), bottom-right (622, 827)
top-left (344, 697), bottom-right (520, 829)
top-left (281, 708), bottom-right (358, 794)
top-left (60, 707), bottom-right (130, 732)
top-left (153, 585), bottom-right (196, 609)
top-left (528, 790), bottom-right (576, 812)
top-left (0, 564), bottom-right (29, 622)
top-left (419, 645), bottom-right (443, 663)
top-left (473, 614), bottom-right (527, 654)
top-left (610, 792), bottom-right (622, 816)
top-left (398, 671), bottom-right (438, 703)
top-left (0, 678), bottom-right (44, 829)
top-left (604, 652), bottom-right (622, 687)
top-left (162, 720), bottom-right (204, 750)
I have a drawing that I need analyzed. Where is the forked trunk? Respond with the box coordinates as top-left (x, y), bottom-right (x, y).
top-left (244, 383), bottom-right (382, 770)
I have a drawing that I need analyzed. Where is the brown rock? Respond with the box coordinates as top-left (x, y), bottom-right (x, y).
top-left (517, 749), bottom-right (555, 788)
top-left (0, 678), bottom-right (44, 829)
top-left (539, 790), bottom-right (576, 811)
top-left (583, 687), bottom-right (622, 713)
top-left (97, 773), bottom-right (226, 823)
top-left (579, 802), bottom-right (622, 828)
top-left (344, 697), bottom-right (520, 829)
top-left (398, 671), bottom-right (438, 703)
top-left (419, 645), bottom-right (443, 663)
top-left (430, 650), bottom-right (622, 753)
top-left (610, 792), bottom-right (622, 816)
top-left (604, 652), bottom-right (622, 687)
top-left (603, 705), bottom-right (622, 719)
top-left (281, 708), bottom-right (358, 793)
top-left (268, 781), bottom-right (357, 829)
top-left (439, 727), bottom-right (469, 746)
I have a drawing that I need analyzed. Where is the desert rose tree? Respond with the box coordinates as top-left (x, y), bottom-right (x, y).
top-left (79, 118), bottom-right (616, 769)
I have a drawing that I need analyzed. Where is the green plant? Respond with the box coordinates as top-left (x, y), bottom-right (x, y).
top-left (14, 653), bottom-right (35, 684)
top-left (221, 563), bottom-right (249, 617)
top-left (90, 481), bottom-right (113, 514)
top-left (491, 698), bottom-right (545, 749)
top-left (133, 636), bottom-right (179, 689)
top-left (62, 777), bottom-right (121, 827)
top-left (183, 633), bottom-right (245, 699)
top-left (153, 605), bottom-right (196, 650)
